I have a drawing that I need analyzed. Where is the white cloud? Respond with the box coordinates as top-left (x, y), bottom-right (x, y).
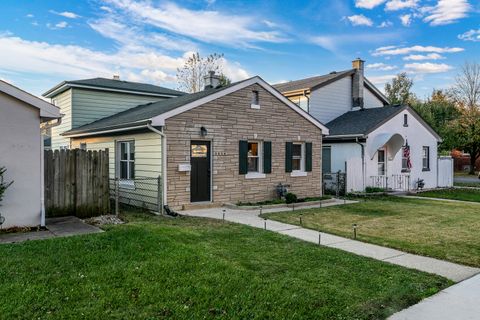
top-left (100, 6), bottom-right (113, 13)
top-left (346, 14), bottom-right (374, 26)
top-left (366, 62), bottom-right (398, 71)
top-left (378, 20), bottom-right (393, 28)
top-left (0, 34), bottom-right (249, 91)
top-left (458, 29), bottom-right (480, 42)
top-left (367, 74), bottom-right (396, 87)
top-left (404, 62), bottom-right (452, 73)
top-left (55, 21), bottom-right (68, 29)
top-left (355, 0), bottom-right (386, 9)
top-left (50, 10), bottom-right (81, 19)
top-left (26, 14), bottom-right (34, 18)
top-left (385, 0), bottom-right (418, 11)
top-left (102, 0), bottom-right (287, 47)
top-left (311, 32), bottom-right (400, 52)
top-left (400, 14), bottom-right (412, 26)
top-left (372, 45), bottom-right (464, 56)
top-left (422, 0), bottom-right (470, 26)
top-left (403, 53), bottom-right (444, 60)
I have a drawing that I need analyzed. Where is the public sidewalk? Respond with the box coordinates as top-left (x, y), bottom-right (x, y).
top-left (181, 199), bottom-right (479, 282)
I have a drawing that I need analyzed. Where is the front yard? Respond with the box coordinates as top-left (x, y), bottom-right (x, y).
top-left (416, 188), bottom-right (480, 203)
top-left (261, 196), bottom-right (480, 267)
top-left (0, 213), bottom-right (450, 319)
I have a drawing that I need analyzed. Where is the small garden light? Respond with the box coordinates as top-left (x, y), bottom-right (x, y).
top-left (222, 209), bottom-right (226, 222)
top-left (299, 214), bottom-right (303, 226)
top-left (318, 232), bottom-right (321, 246)
top-left (264, 218), bottom-right (267, 230)
top-left (352, 224), bottom-right (358, 239)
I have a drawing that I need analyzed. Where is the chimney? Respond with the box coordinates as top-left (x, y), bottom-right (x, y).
top-left (112, 74), bottom-right (120, 80)
top-left (352, 58), bottom-right (365, 109)
top-left (204, 71), bottom-right (221, 90)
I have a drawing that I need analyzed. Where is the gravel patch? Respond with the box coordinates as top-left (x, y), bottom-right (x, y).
top-left (84, 215), bottom-right (124, 226)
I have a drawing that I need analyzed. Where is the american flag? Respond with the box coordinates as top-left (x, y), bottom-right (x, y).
top-left (403, 141), bottom-right (412, 169)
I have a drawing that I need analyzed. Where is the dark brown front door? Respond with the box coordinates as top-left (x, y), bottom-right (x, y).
top-left (190, 141), bottom-right (211, 202)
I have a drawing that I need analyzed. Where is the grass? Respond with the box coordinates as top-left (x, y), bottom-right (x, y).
top-left (261, 196), bottom-right (480, 267)
top-left (0, 212), bottom-right (450, 319)
top-left (416, 188), bottom-right (480, 202)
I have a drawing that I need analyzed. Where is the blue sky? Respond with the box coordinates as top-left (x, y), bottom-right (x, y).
top-left (0, 0), bottom-right (478, 98)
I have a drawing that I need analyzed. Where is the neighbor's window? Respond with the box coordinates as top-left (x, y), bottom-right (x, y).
top-left (247, 142), bottom-right (261, 172)
top-left (289, 96), bottom-right (309, 112)
top-left (119, 141), bottom-right (135, 180)
top-left (251, 90), bottom-right (259, 107)
top-left (422, 146), bottom-right (430, 170)
top-left (403, 114), bottom-right (408, 127)
top-left (377, 149), bottom-right (386, 175)
top-left (322, 146), bottom-right (332, 174)
top-left (292, 143), bottom-right (304, 171)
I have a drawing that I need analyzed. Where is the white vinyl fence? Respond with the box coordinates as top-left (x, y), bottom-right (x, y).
top-left (346, 158), bottom-right (364, 192)
top-left (437, 156), bottom-right (454, 187)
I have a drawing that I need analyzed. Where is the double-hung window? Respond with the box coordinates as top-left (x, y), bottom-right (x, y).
top-left (292, 143), bottom-right (304, 172)
top-left (377, 149), bottom-right (386, 175)
top-left (247, 142), bottom-right (261, 173)
top-left (119, 141), bottom-right (135, 181)
top-left (422, 146), bottom-right (430, 171)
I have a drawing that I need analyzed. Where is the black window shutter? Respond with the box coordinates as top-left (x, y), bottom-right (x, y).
top-left (285, 142), bottom-right (293, 173)
top-left (305, 142), bottom-right (313, 172)
top-left (263, 141), bottom-right (272, 174)
top-left (239, 140), bottom-right (248, 174)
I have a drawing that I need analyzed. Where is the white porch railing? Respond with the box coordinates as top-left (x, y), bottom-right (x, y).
top-left (368, 174), bottom-right (410, 191)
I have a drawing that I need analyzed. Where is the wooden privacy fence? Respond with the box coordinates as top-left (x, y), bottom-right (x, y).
top-left (44, 149), bottom-right (110, 218)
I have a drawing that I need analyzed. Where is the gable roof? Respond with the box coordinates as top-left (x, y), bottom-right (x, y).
top-left (0, 80), bottom-right (60, 120)
top-left (325, 105), bottom-right (441, 141)
top-left (43, 77), bottom-right (185, 98)
top-left (63, 76), bottom-right (329, 137)
top-left (273, 69), bottom-right (389, 105)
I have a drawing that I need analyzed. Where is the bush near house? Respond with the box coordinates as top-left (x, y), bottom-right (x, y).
top-left (0, 212), bottom-right (450, 319)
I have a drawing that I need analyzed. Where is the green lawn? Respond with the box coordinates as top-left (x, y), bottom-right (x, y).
top-left (416, 188), bottom-right (480, 202)
top-left (261, 196), bottom-right (480, 267)
top-left (0, 213), bottom-right (450, 319)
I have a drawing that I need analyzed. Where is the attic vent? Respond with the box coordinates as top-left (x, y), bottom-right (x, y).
top-left (112, 74), bottom-right (120, 80)
top-left (329, 71), bottom-right (337, 74)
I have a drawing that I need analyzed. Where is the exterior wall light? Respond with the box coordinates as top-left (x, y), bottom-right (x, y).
top-left (200, 126), bottom-right (208, 137)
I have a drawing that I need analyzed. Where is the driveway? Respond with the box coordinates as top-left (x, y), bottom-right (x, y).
top-left (0, 216), bottom-right (102, 244)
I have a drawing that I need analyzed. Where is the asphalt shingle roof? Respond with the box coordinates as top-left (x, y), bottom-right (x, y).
top-left (43, 77), bottom-right (185, 97)
top-left (64, 79), bottom-right (245, 136)
top-left (325, 105), bottom-right (407, 136)
top-left (273, 70), bottom-right (354, 93)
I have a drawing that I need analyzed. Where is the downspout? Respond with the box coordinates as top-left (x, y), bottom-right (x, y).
top-left (147, 123), bottom-right (167, 215)
top-left (304, 90), bottom-right (310, 113)
top-left (355, 137), bottom-right (366, 191)
top-left (40, 117), bottom-right (62, 229)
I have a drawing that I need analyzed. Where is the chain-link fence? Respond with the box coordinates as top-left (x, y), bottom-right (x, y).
top-left (110, 176), bottom-right (163, 215)
top-left (323, 171), bottom-right (347, 197)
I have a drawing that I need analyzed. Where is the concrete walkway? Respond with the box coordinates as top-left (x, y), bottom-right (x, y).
top-left (181, 199), bottom-right (479, 282)
top-left (0, 216), bottom-right (102, 244)
top-left (389, 273), bottom-right (480, 320)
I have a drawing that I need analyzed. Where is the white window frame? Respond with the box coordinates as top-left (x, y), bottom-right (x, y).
top-left (251, 90), bottom-right (260, 109)
top-left (246, 141), bottom-right (266, 179)
top-left (422, 146), bottom-right (430, 171)
top-left (291, 142), bottom-right (307, 177)
top-left (377, 149), bottom-right (386, 176)
top-left (117, 140), bottom-right (135, 188)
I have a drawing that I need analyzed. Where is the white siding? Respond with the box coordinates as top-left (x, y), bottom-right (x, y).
top-left (324, 142), bottom-right (360, 173)
top-left (72, 89), bottom-right (166, 128)
top-left (309, 76), bottom-right (353, 123)
top-left (364, 88), bottom-right (384, 109)
top-left (366, 109), bottom-right (439, 189)
top-left (71, 132), bottom-right (162, 179)
top-left (51, 89), bottom-right (72, 149)
top-left (0, 92), bottom-right (42, 228)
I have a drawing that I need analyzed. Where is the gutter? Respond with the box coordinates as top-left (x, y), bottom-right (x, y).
top-left (147, 123), bottom-right (167, 215)
top-left (355, 137), bottom-right (366, 192)
top-left (63, 123), bottom-right (149, 138)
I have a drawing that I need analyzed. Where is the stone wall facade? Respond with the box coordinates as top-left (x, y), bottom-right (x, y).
top-left (164, 84), bottom-right (324, 209)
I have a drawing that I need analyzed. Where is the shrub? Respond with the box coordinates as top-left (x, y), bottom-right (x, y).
top-left (285, 192), bottom-right (297, 204)
top-left (365, 187), bottom-right (385, 193)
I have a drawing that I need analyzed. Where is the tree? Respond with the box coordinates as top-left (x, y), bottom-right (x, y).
top-left (448, 107), bottom-right (480, 174)
top-left (450, 62), bottom-right (480, 108)
top-left (384, 72), bottom-right (416, 105)
top-left (411, 90), bottom-right (459, 152)
top-left (176, 52), bottom-right (231, 93)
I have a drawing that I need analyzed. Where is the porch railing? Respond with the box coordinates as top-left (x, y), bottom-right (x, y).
top-left (368, 174), bottom-right (410, 191)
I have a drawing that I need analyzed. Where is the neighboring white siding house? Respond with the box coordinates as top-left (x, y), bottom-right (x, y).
top-left (0, 81), bottom-right (60, 228)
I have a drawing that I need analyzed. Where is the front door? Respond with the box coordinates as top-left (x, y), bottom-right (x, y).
top-left (190, 141), bottom-right (211, 202)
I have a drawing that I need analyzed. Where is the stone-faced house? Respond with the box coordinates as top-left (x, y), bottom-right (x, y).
top-left (275, 59), bottom-right (448, 191)
top-left (48, 75), bottom-right (328, 209)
